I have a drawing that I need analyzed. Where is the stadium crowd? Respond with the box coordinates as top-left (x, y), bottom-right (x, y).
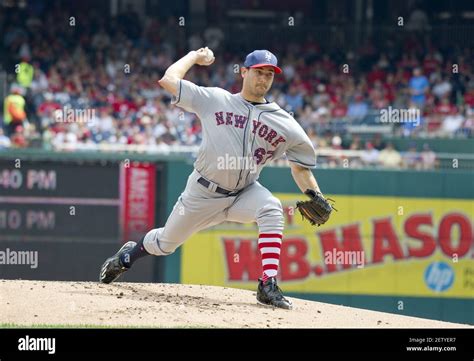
top-left (1, 5), bottom-right (473, 170)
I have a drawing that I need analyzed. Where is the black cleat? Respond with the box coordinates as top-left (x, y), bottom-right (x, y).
top-left (256, 277), bottom-right (293, 310)
top-left (99, 241), bottom-right (136, 284)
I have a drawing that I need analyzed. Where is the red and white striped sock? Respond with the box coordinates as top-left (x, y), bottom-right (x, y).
top-left (258, 233), bottom-right (282, 283)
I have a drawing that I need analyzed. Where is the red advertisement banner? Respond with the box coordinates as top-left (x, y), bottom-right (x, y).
top-left (120, 162), bottom-right (156, 242)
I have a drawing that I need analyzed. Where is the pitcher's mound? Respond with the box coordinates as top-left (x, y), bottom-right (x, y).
top-left (0, 280), bottom-right (470, 328)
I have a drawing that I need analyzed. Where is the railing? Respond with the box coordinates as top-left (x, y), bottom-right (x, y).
top-left (198, 24), bottom-right (474, 51)
top-left (53, 142), bottom-right (200, 155)
top-left (310, 149), bottom-right (474, 170)
top-left (51, 144), bottom-right (474, 171)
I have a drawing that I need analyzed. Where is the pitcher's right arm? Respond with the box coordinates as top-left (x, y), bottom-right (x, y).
top-left (158, 47), bottom-right (215, 96)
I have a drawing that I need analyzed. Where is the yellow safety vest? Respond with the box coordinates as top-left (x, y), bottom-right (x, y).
top-left (17, 62), bottom-right (34, 88)
top-left (3, 94), bottom-right (26, 124)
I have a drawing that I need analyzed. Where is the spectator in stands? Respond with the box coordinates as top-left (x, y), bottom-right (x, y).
top-left (422, 51), bottom-right (442, 76)
top-left (306, 128), bottom-right (319, 148)
top-left (440, 113), bottom-right (465, 137)
top-left (459, 113), bottom-right (474, 137)
top-left (378, 142), bottom-right (402, 168)
top-left (1, 4), bottom-right (471, 164)
top-left (17, 56), bottom-right (34, 88)
top-left (284, 85), bottom-right (304, 113)
top-left (316, 131), bottom-right (332, 150)
top-left (315, 103), bottom-right (331, 125)
top-left (383, 73), bottom-right (397, 104)
top-left (420, 143), bottom-right (437, 170)
top-left (438, 100), bottom-right (464, 137)
top-left (368, 80), bottom-right (389, 109)
top-left (432, 76), bottom-right (452, 100)
top-left (347, 93), bottom-right (368, 120)
top-left (331, 134), bottom-right (343, 150)
top-left (37, 92), bottom-right (60, 127)
top-left (331, 93), bottom-right (348, 118)
top-left (325, 134), bottom-right (344, 167)
top-left (0, 128), bottom-right (11, 149)
top-left (10, 125), bottom-right (27, 148)
top-left (464, 87), bottom-right (474, 110)
top-left (367, 64), bottom-right (386, 85)
top-left (312, 83), bottom-right (330, 108)
top-left (30, 62), bottom-right (49, 93)
top-left (402, 143), bottom-right (421, 169)
top-left (435, 97), bottom-right (457, 116)
top-left (3, 85), bottom-right (27, 136)
top-left (371, 133), bottom-right (386, 150)
top-left (409, 67), bottom-right (429, 107)
top-left (360, 141), bottom-right (379, 167)
top-left (299, 105), bottom-right (318, 130)
top-left (349, 134), bottom-right (362, 150)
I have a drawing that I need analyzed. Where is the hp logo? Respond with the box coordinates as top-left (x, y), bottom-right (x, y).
top-left (424, 262), bottom-right (454, 292)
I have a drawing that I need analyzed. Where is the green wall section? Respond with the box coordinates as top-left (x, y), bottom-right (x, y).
top-left (342, 136), bottom-right (474, 153)
top-left (162, 160), bottom-right (194, 284)
top-left (259, 167), bottom-right (474, 198)
top-left (389, 137), bottom-right (474, 153)
top-left (182, 163), bottom-right (474, 199)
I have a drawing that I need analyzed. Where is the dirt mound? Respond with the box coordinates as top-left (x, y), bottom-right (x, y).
top-left (0, 280), bottom-right (470, 328)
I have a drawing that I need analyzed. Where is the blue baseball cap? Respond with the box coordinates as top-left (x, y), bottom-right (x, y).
top-left (243, 50), bottom-right (282, 74)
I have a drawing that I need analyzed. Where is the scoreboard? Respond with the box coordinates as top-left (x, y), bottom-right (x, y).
top-left (0, 157), bottom-right (160, 281)
top-left (0, 161), bottom-right (120, 242)
top-left (0, 160), bottom-right (156, 243)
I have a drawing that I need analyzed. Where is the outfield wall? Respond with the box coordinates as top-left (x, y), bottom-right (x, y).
top-left (0, 150), bottom-right (472, 324)
top-left (165, 160), bottom-right (474, 324)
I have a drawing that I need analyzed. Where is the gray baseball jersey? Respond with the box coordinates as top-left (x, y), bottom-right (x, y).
top-left (143, 79), bottom-right (316, 256)
top-left (172, 79), bottom-right (316, 190)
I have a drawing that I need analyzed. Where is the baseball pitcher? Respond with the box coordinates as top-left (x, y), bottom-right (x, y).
top-left (100, 48), bottom-right (333, 310)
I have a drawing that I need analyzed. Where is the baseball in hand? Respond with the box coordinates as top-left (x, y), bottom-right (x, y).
top-left (196, 47), bottom-right (215, 66)
top-left (205, 48), bottom-right (214, 63)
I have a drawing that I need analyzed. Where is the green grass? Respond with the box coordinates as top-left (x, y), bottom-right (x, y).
top-left (0, 323), bottom-right (215, 329)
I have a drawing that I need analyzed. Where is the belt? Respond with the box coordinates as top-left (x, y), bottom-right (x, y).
top-left (197, 177), bottom-right (242, 196)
